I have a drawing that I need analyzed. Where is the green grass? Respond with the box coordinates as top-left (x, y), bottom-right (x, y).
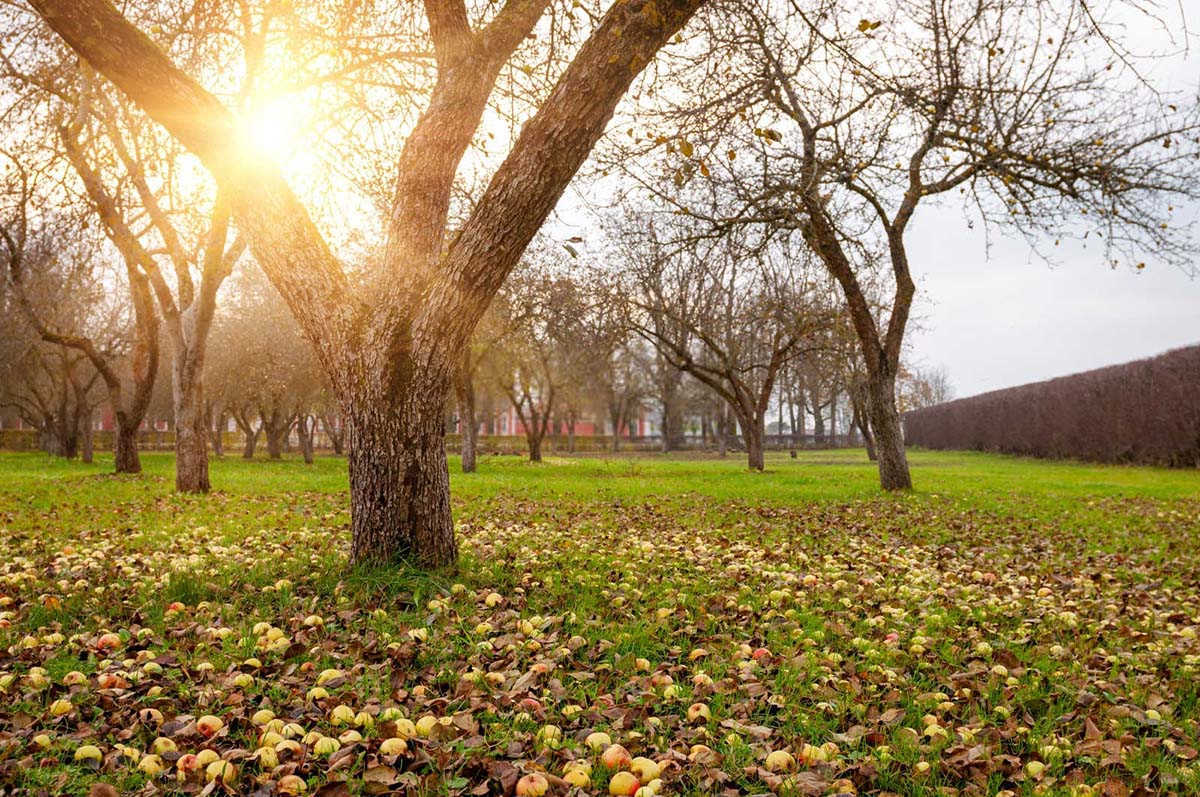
top-left (0, 448), bottom-right (1197, 796)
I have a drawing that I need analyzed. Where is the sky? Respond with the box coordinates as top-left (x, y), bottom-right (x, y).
top-left (905, 212), bottom-right (1200, 399)
top-left (903, 10), bottom-right (1200, 400)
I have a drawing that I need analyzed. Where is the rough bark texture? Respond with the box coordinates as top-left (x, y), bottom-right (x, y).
top-left (739, 412), bottom-right (765, 471)
top-left (866, 370), bottom-right (912, 490)
top-left (346, 378), bottom-right (456, 568)
top-left (114, 421), bottom-right (140, 473)
top-left (173, 371), bottom-right (210, 492)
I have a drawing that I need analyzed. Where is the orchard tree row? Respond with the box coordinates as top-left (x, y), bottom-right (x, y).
top-left (1, 227), bottom-right (955, 471)
top-left (1, 0), bottom-right (1196, 569)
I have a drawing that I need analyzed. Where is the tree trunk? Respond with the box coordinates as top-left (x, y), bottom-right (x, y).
top-left (114, 419), bottom-right (141, 473)
top-left (322, 414), bottom-right (345, 455)
top-left (174, 372), bottom-right (210, 492)
top-left (298, 415), bottom-right (315, 464)
top-left (262, 409), bottom-right (286, 459)
top-left (460, 409), bottom-right (477, 472)
top-left (567, 411), bottom-right (576, 453)
top-left (850, 385), bottom-right (877, 461)
top-left (866, 370), bottom-right (911, 490)
top-left (266, 427), bottom-right (284, 459)
top-left (59, 415), bottom-right (79, 459)
top-left (456, 371), bottom-right (478, 474)
top-left (243, 429), bottom-right (258, 459)
top-left (742, 412), bottom-right (765, 471)
top-left (79, 413), bottom-right (94, 464)
top-left (345, 388), bottom-right (456, 569)
top-left (811, 400), bottom-right (825, 445)
top-left (829, 387), bottom-right (838, 444)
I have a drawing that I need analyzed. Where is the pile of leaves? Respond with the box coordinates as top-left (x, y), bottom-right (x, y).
top-left (0, 478), bottom-right (1198, 796)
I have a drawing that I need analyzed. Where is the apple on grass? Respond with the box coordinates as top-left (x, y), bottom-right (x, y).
top-left (515, 773), bottom-right (549, 796)
top-left (608, 771), bottom-right (641, 796)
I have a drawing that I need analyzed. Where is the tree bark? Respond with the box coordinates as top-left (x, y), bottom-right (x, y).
top-left (114, 420), bottom-right (141, 473)
top-left (866, 369), bottom-right (911, 489)
top-left (266, 427), bottom-right (284, 459)
top-left (297, 414), bottom-right (315, 464)
top-left (79, 412), bottom-right (94, 464)
top-left (850, 382), bottom-right (877, 461)
top-left (459, 394), bottom-right (477, 473)
top-left (346, 385), bottom-right (456, 569)
top-left (453, 353), bottom-right (478, 473)
top-left (243, 430), bottom-right (258, 459)
top-left (829, 387), bottom-right (838, 444)
top-left (738, 411), bottom-right (766, 471)
top-left (174, 372), bottom-right (210, 492)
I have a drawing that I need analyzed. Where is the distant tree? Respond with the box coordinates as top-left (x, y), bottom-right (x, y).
top-left (486, 269), bottom-right (586, 463)
top-left (611, 0), bottom-right (1200, 490)
top-left (614, 212), bottom-right (832, 470)
top-left (899, 365), bottom-right (955, 412)
top-left (1, 153), bottom-right (160, 473)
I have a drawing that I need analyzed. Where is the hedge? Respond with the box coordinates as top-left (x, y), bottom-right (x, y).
top-left (903, 344), bottom-right (1200, 467)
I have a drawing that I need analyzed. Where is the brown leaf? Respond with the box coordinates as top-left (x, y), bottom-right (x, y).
top-left (314, 782), bottom-right (352, 797)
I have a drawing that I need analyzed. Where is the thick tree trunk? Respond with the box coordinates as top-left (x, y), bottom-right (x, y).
top-left (40, 426), bottom-right (58, 456)
top-left (174, 373), bottom-right (210, 492)
top-left (59, 417), bottom-right (79, 460)
top-left (526, 427), bottom-right (544, 462)
top-left (346, 389), bottom-right (456, 569)
top-left (266, 428), bottom-right (284, 459)
top-left (866, 370), bottom-right (911, 490)
top-left (242, 430), bottom-right (258, 459)
top-left (114, 419), bottom-right (141, 473)
top-left (739, 411), bottom-right (766, 471)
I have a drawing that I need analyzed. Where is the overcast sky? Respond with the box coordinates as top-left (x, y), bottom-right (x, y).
top-left (905, 212), bottom-right (1200, 399)
top-left (905, 15), bottom-right (1200, 400)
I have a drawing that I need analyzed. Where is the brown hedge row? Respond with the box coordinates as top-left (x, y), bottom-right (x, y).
top-left (903, 344), bottom-right (1200, 467)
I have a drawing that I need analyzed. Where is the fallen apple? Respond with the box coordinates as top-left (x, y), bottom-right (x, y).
top-left (608, 770), bottom-right (641, 796)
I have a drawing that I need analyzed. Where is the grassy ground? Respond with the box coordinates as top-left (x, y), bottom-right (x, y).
top-left (0, 449), bottom-right (1197, 796)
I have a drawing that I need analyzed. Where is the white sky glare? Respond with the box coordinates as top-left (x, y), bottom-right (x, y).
top-left (903, 10), bottom-right (1200, 400)
top-left (905, 211), bottom-right (1200, 399)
